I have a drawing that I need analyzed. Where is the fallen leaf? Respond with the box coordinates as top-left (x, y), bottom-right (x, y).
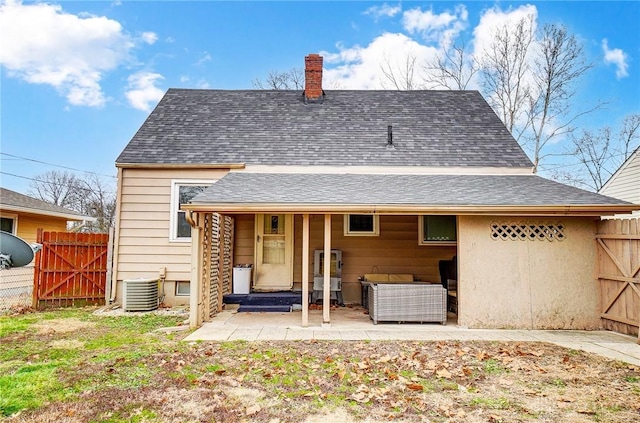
top-left (407, 383), bottom-right (424, 391)
top-left (436, 368), bottom-right (452, 379)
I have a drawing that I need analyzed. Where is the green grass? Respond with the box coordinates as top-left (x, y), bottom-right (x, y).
top-left (0, 308), bottom-right (185, 417)
top-left (0, 363), bottom-right (65, 416)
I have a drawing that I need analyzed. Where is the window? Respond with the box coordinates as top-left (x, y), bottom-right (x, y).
top-left (175, 281), bottom-right (190, 296)
top-left (170, 180), bottom-right (214, 242)
top-left (419, 215), bottom-right (457, 245)
top-left (0, 216), bottom-right (16, 234)
top-left (344, 214), bottom-right (379, 236)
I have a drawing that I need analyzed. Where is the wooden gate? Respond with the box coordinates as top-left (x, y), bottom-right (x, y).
top-left (33, 230), bottom-right (109, 308)
top-left (597, 218), bottom-right (640, 342)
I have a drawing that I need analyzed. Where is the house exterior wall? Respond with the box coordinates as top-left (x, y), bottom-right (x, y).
top-left (599, 151), bottom-right (640, 204)
top-left (112, 167), bottom-right (229, 306)
top-left (0, 210), bottom-right (68, 244)
top-left (457, 215), bottom-right (600, 329)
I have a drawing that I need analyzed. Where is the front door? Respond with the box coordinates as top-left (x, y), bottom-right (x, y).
top-left (254, 214), bottom-right (293, 291)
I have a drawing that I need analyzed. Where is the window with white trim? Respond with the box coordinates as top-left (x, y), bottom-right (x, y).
top-left (0, 215), bottom-right (17, 234)
top-left (170, 180), bottom-right (214, 242)
top-left (344, 214), bottom-right (379, 236)
top-left (419, 215), bottom-right (457, 245)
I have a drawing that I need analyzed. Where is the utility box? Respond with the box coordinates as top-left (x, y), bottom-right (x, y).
top-left (233, 266), bottom-right (251, 294)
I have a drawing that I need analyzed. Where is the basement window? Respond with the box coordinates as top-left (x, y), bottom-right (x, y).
top-left (344, 214), bottom-right (379, 236)
top-left (175, 281), bottom-right (190, 296)
top-left (419, 215), bottom-right (457, 245)
top-left (170, 180), bottom-right (214, 242)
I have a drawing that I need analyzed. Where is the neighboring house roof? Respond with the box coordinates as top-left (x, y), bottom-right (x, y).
top-left (116, 89), bottom-right (534, 169)
top-left (599, 146), bottom-right (640, 204)
top-left (0, 187), bottom-right (94, 221)
top-left (185, 173), bottom-right (635, 214)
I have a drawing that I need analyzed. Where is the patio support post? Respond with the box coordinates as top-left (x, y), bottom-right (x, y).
top-left (323, 214), bottom-right (331, 325)
top-left (189, 213), bottom-right (204, 329)
top-left (302, 214), bottom-right (310, 327)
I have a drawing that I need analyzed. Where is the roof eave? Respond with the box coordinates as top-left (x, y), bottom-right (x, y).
top-left (1, 205), bottom-right (97, 221)
top-left (182, 203), bottom-right (640, 217)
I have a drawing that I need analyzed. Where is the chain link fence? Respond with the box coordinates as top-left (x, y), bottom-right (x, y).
top-left (0, 265), bottom-right (34, 312)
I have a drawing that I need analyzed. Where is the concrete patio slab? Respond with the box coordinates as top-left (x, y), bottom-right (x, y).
top-left (183, 307), bottom-right (640, 366)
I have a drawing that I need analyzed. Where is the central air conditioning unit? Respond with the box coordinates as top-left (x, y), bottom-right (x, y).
top-left (122, 278), bottom-right (159, 311)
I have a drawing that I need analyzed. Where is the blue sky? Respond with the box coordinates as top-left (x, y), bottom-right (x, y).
top-left (1, 0), bottom-right (639, 195)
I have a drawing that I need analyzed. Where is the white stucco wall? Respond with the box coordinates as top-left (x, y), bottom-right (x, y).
top-left (457, 216), bottom-right (600, 329)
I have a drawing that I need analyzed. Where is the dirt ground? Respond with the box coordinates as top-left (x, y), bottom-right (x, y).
top-left (3, 311), bottom-right (640, 423)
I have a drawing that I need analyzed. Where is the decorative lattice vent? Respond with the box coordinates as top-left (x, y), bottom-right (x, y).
top-left (490, 222), bottom-right (565, 241)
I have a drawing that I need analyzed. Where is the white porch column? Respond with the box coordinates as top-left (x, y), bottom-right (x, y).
top-left (189, 213), bottom-right (204, 329)
top-left (302, 214), bottom-right (310, 327)
top-left (323, 214), bottom-right (331, 325)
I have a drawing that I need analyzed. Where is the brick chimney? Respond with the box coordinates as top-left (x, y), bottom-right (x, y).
top-left (304, 54), bottom-right (323, 100)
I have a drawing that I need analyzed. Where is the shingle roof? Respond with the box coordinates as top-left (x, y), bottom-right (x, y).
top-left (190, 173), bottom-right (631, 208)
top-left (116, 89), bottom-right (533, 168)
top-left (0, 187), bottom-right (89, 219)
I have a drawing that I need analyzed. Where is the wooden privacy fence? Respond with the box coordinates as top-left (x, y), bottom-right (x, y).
top-left (33, 230), bottom-right (109, 308)
top-left (597, 217), bottom-right (639, 342)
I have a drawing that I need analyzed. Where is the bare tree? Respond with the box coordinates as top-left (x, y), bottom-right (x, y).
top-left (380, 52), bottom-right (421, 90)
top-left (74, 174), bottom-right (116, 233)
top-left (423, 40), bottom-right (479, 90)
top-left (252, 68), bottom-right (304, 90)
top-left (28, 170), bottom-right (116, 233)
top-left (567, 113), bottom-right (640, 191)
top-left (480, 15), bottom-right (535, 140)
top-left (527, 24), bottom-right (594, 173)
top-left (619, 114), bottom-right (640, 159)
top-left (27, 170), bottom-right (79, 209)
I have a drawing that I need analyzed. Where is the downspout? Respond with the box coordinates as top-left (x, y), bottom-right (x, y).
top-left (109, 167), bottom-right (125, 303)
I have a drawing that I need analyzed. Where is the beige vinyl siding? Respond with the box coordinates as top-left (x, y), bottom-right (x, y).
top-left (113, 168), bottom-right (229, 287)
top-left (233, 215), bottom-right (255, 267)
top-left (600, 152), bottom-right (640, 204)
top-left (14, 212), bottom-right (68, 244)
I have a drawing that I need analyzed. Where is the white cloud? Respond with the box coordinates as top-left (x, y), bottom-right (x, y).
top-left (322, 33), bottom-right (438, 89)
top-left (602, 39), bottom-right (629, 79)
top-left (0, 0), bottom-right (134, 107)
top-left (402, 5), bottom-right (467, 45)
top-left (125, 71), bottom-right (164, 111)
top-left (472, 4), bottom-right (537, 61)
top-left (364, 3), bottom-right (401, 20)
top-left (141, 31), bottom-right (158, 45)
top-left (195, 52), bottom-right (212, 66)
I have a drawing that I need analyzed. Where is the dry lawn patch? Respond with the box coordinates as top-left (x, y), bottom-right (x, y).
top-left (2, 309), bottom-right (639, 422)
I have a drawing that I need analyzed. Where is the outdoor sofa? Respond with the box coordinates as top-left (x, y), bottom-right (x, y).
top-left (362, 274), bottom-right (447, 325)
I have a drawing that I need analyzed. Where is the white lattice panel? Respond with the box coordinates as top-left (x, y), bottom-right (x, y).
top-left (490, 222), bottom-right (565, 241)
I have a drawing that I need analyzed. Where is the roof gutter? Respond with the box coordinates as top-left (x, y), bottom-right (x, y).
top-left (115, 163), bottom-right (246, 169)
top-left (181, 203), bottom-right (640, 217)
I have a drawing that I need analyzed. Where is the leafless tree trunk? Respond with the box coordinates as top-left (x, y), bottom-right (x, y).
top-left (252, 68), bottom-right (304, 90)
top-left (423, 41), bottom-right (478, 90)
top-left (527, 24), bottom-right (593, 173)
top-left (480, 15), bottom-right (535, 141)
top-left (380, 52), bottom-right (420, 90)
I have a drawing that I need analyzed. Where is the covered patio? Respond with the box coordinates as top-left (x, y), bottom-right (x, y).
top-left (183, 172), bottom-right (639, 331)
